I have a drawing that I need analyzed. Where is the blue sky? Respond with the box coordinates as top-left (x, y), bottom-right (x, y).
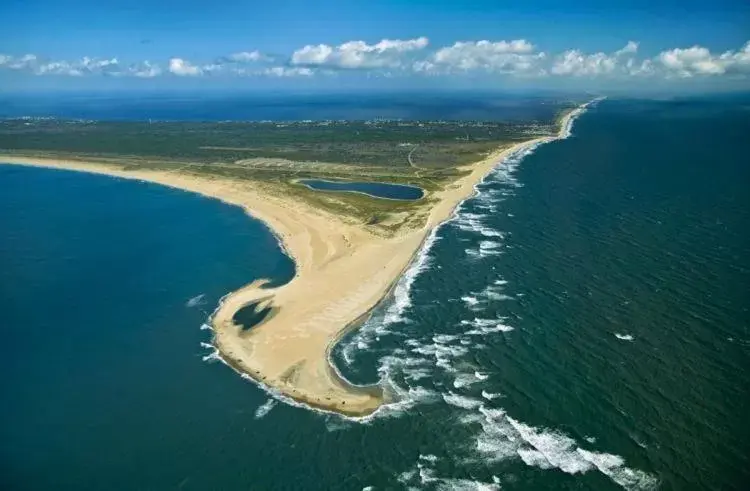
top-left (1, 0), bottom-right (749, 92)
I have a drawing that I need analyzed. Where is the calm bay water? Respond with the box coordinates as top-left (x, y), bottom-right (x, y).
top-left (300, 179), bottom-right (424, 200)
top-left (1, 97), bottom-right (748, 490)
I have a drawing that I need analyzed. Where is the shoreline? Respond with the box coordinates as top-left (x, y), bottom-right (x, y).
top-left (0, 100), bottom-right (594, 417)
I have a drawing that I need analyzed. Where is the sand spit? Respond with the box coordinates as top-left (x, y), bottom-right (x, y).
top-left (0, 100), bottom-right (593, 416)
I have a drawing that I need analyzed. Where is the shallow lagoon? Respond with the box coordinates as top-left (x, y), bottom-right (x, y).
top-left (299, 179), bottom-right (424, 200)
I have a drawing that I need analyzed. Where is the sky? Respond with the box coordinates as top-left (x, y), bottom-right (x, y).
top-left (1, 0), bottom-right (749, 93)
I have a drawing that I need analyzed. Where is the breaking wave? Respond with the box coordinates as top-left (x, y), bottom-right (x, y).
top-left (197, 99), bottom-right (655, 489)
top-left (186, 293), bottom-right (206, 308)
top-left (254, 398), bottom-right (278, 419)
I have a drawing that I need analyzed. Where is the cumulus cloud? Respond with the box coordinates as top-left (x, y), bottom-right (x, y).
top-left (2, 39), bottom-right (749, 83)
top-left (36, 61), bottom-right (82, 76)
top-left (616, 41), bottom-right (639, 56)
top-left (262, 66), bottom-right (314, 77)
top-left (128, 61), bottom-right (161, 78)
top-left (168, 58), bottom-right (202, 76)
top-left (417, 39), bottom-right (544, 75)
top-left (0, 54), bottom-right (121, 76)
top-left (227, 50), bottom-right (267, 63)
top-left (658, 41), bottom-right (750, 77)
top-left (4, 54), bottom-right (38, 70)
top-left (290, 37), bottom-right (429, 69)
top-left (551, 41), bottom-right (639, 77)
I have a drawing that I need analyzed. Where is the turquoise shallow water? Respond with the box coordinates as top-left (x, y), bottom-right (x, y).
top-left (1, 97), bottom-right (749, 490)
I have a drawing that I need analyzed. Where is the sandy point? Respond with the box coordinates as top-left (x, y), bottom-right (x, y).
top-left (0, 100), bottom-right (593, 417)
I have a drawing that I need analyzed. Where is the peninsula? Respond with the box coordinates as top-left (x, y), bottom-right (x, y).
top-left (0, 100), bottom-right (592, 416)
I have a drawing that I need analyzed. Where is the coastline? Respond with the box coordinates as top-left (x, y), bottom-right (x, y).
top-left (0, 100), bottom-right (594, 417)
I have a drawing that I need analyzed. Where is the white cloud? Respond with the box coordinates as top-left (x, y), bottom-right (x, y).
top-left (168, 58), bottom-right (202, 76)
top-left (129, 61), bottom-right (161, 78)
top-left (36, 61), bottom-right (83, 76)
top-left (6, 54), bottom-right (38, 70)
top-left (616, 41), bottom-right (639, 56)
top-left (28, 56), bottom-right (119, 76)
top-left (551, 41), bottom-right (639, 77)
top-left (80, 57), bottom-right (119, 74)
top-left (0, 53), bottom-right (159, 78)
top-left (262, 66), bottom-right (314, 77)
top-left (421, 39), bottom-right (544, 75)
top-left (658, 42), bottom-right (750, 77)
top-left (228, 50), bottom-right (267, 63)
top-left (290, 37), bottom-right (429, 69)
top-left (551, 51), bottom-right (616, 76)
top-left (1, 39), bottom-right (749, 83)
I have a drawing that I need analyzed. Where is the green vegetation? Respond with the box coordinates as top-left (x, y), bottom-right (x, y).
top-left (0, 107), bottom-right (573, 233)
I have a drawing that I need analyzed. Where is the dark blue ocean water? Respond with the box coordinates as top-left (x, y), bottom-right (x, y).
top-left (1, 97), bottom-right (748, 490)
top-left (0, 92), bottom-right (567, 122)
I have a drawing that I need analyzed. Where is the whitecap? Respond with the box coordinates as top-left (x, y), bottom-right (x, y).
top-left (453, 373), bottom-right (482, 389)
top-left (381, 224), bottom-right (441, 326)
top-left (577, 448), bottom-right (659, 490)
top-left (480, 283), bottom-right (513, 302)
top-left (254, 398), bottom-right (278, 419)
top-left (614, 333), bottom-right (635, 341)
top-left (509, 416), bottom-right (593, 474)
top-left (436, 479), bottom-right (501, 491)
top-left (461, 317), bottom-right (515, 335)
top-left (443, 392), bottom-right (483, 410)
top-left (186, 293), bottom-right (206, 308)
top-left (434, 334), bottom-right (460, 344)
top-left (461, 295), bottom-right (480, 307)
top-left (200, 342), bottom-right (221, 363)
top-left (481, 390), bottom-right (503, 400)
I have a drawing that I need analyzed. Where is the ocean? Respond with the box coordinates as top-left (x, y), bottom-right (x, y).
top-left (1, 96), bottom-right (748, 490)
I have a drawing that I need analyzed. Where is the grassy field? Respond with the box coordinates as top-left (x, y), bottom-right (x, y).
top-left (0, 104), bottom-right (574, 232)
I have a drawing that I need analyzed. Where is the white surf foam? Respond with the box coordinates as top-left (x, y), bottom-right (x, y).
top-left (453, 373), bottom-right (482, 389)
top-left (474, 371), bottom-right (489, 381)
top-left (459, 401), bottom-right (657, 489)
top-left (443, 392), bottom-right (484, 410)
top-left (436, 478), bottom-right (501, 491)
top-left (577, 448), bottom-right (659, 490)
top-left (398, 459), bottom-right (501, 491)
top-left (200, 342), bottom-right (221, 362)
top-left (464, 240), bottom-right (503, 258)
top-left (481, 390), bottom-right (503, 400)
top-left (480, 283), bottom-right (513, 302)
top-left (382, 225), bottom-right (441, 326)
top-left (509, 416), bottom-right (593, 474)
top-left (254, 398), bottom-right (278, 419)
top-left (614, 333), bottom-right (635, 341)
top-left (334, 104), bottom-right (575, 368)
top-left (461, 295), bottom-right (480, 307)
top-left (461, 317), bottom-right (514, 336)
top-left (186, 293), bottom-right (206, 308)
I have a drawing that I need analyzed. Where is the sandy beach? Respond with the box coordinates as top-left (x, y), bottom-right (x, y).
top-left (0, 101), bottom-right (591, 416)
